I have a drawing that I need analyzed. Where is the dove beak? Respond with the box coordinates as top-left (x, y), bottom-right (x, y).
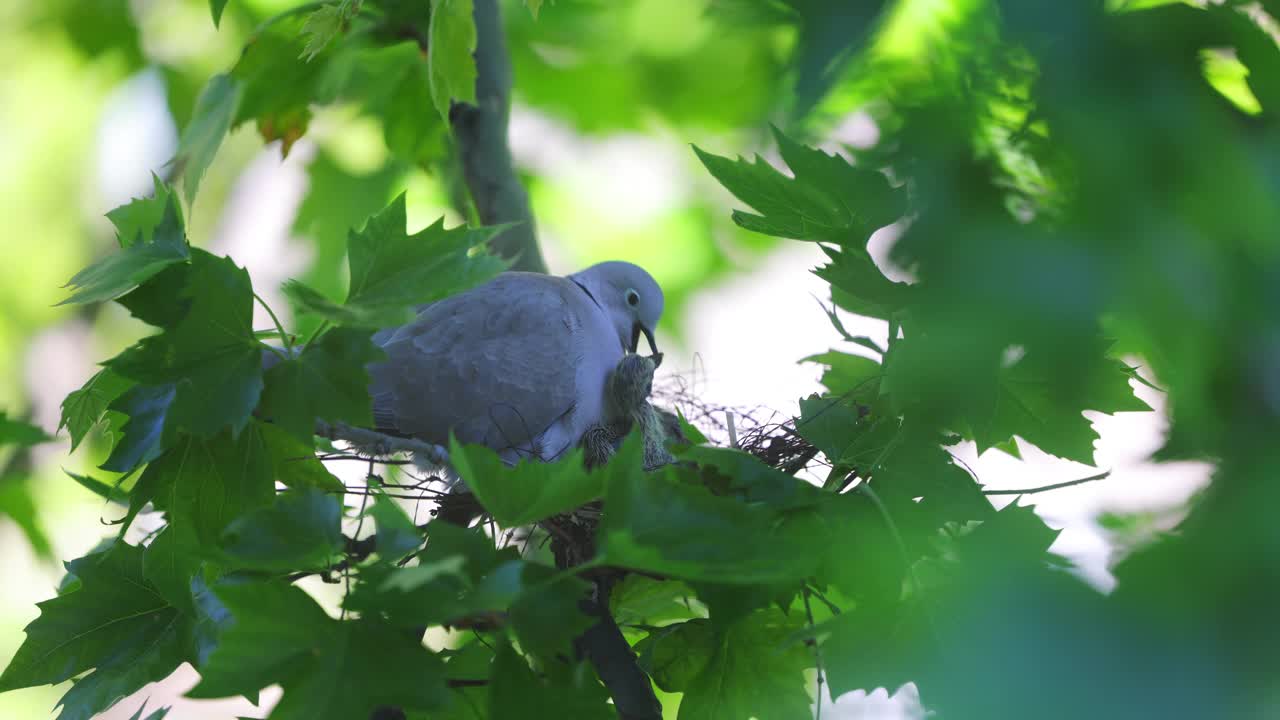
top-left (630, 323), bottom-right (663, 368)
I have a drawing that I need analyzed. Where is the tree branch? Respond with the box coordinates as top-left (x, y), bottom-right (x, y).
top-left (450, 0), bottom-right (546, 273)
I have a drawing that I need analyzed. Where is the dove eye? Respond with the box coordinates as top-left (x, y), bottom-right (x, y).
top-left (625, 289), bottom-right (640, 307)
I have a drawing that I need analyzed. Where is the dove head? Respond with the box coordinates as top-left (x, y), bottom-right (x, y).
top-left (570, 261), bottom-right (664, 365)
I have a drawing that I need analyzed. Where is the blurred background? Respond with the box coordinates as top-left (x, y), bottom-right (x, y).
top-left (0, 0), bottom-right (1254, 717)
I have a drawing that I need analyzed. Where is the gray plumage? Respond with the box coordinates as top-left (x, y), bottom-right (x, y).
top-left (366, 262), bottom-right (663, 464)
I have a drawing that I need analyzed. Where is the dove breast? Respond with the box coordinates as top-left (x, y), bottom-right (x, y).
top-left (367, 272), bottom-right (624, 463)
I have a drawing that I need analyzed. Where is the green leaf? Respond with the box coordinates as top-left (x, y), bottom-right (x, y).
top-left (99, 384), bottom-right (173, 474)
top-left (174, 74), bottom-right (242, 204)
top-left (63, 470), bottom-right (130, 505)
top-left (190, 582), bottom-right (449, 718)
top-left (60, 368), bottom-right (132, 452)
top-left (488, 644), bottom-right (612, 720)
top-left (0, 412), bottom-right (52, 446)
top-left (105, 176), bottom-right (179, 247)
top-left (231, 28), bottom-right (327, 154)
top-left (117, 263), bottom-right (192, 328)
top-left (967, 345), bottom-right (1152, 465)
top-left (142, 528), bottom-right (202, 617)
top-left (507, 567), bottom-right (593, 660)
top-left (610, 575), bottom-right (702, 627)
top-left (133, 427), bottom-right (275, 549)
top-left (635, 619), bottom-right (718, 692)
top-left (299, 4), bottom-right (346, 62)
top-left (284, 194), bottom-right (507, 327)
top-left (218, 488), bottom-right (343, 571)
top-left (679, 444), bottom-right (824, 509)
top-left (125, 702), bottom-right (171, 720)
top-left (524, 0), bottom-right (544, 18)
top-left (209, 0), bottom-right (229, 27)
top-left (820, 600), bottom-right (928, 698)
top-left (107, 250), bottom-right (263, 439)
top-left (259, 327), bottom-right (382, 442)
top-left (0, 476), bottom-right (52, 558)
top-left (427, 0), bottom-right (478, 121)
top-left (598, 450), bottom-right (819, 584)
top-left (449, 439), bottom-right (601, 527)
top-left (800, 350), bottom-right (882, 398)
top-left (694, 126), bottom-right (905, 245)
top-left (678, 610), bottom-right (811, 720)
top-left (0, 543), bottom-right (185, 719)
top-left (370, 495), bottom-right (424, 560)
top-left (58, 195), bottom-right (189, 306)
top-left (815, 245), bottom-right (912, 321)
top-left (259, 423), bottom-right (345, 492)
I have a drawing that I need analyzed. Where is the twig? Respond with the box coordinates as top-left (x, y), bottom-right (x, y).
top-left (982, 470), bottom-right (1111, 496)
top-left (315, 420), bottom-right (451, 467)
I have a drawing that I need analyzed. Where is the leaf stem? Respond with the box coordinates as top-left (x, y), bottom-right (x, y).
top-left (253, 291), bottom-right (293, 356)
top-left (982, 470), bottom-right (1111, 496)
top-left (304, 320), bottom-right (331, 349)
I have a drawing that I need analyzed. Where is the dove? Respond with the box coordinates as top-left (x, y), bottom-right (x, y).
top-left (366, 261), bottom-right (664, 464)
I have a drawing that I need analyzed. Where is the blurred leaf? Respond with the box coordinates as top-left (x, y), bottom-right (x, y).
top-left (232, 28), bottom-right (329, 155)
top-left (0, 476), bottom-right (52, 558)
top-left (488, 643), bottom-right (612, 720)
top-left (107, 250), bottom-right (263, 439)
top-left (966, 345), bottom-right (1151, 465)
top-left (0, 413), bottom-right (52, 447)
top-left (259, 423), bottom-right (345, 492)
top-left (174, 74), bottom-right (242, 204)
top-left (800, 349), bottom-right (882, 398)
top-left (667, 609), bottom-right (811, 720)
top-left (635, 619), bottom-right (717, 692)
top-left (610, 575), bottom-right (701, 627)
top-left (219, 489), bottom-right (344, 571)
top-left (449, 439), bottom-right (600, 527)
top-left (60, 369), bottom-right (132, 453)
top-left (58, 196), bottom-right (189, 306)
top-left (300, 4), bottom-right (351, 62)
top-left (598, 449), bottom-right (819, 584)
top-left (63, 470), bottom-right (130, 506)
top-left (679, 444), bottom-right (824, 509)
top-left (370, 495), bottom-right (424, 560)
top-left (524, 0), bottom-right (543, 19)
top-left (259, 327), bottom-right (383, 442)
top-left (427, 0), bottom-right (478, 121)
top-left (189, 582), bottom-right (449, 717)
top-left (507, 566), bottom-right (593, 660)
top-left (209, 0), bottom-right (229, 27)
top-left (125, 702), bottom-right (170, 720)
top-left (286, 194), bottom-right (507, 327)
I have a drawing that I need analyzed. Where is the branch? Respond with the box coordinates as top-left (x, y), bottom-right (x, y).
top-left (982, 470), bottom-right (1111, 496)
top-left (450, 0), bottom-right (546, 273)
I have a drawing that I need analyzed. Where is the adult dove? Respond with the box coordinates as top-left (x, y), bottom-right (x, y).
top-left (366, 261), bottom-right (663, 464)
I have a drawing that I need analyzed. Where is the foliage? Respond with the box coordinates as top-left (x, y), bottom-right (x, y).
top-left (3, 1), bottom-right (1280, 719)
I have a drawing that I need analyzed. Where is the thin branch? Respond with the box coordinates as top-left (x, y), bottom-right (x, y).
top-left (449, 0), bottom-right (546, 272)
top-left (982, 470), bottom-right (1111, 496)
